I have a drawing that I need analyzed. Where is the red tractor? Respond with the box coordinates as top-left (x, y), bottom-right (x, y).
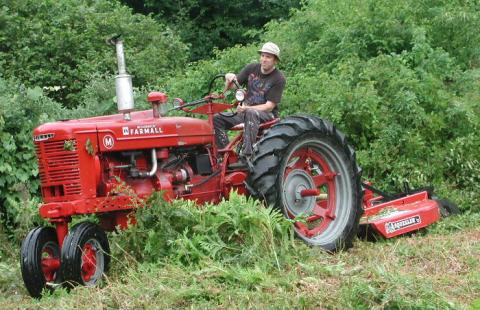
top-left (21, 38), bottom-right (457, 298)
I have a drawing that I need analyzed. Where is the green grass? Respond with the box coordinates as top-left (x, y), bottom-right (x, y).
top-left (1, 194), bottom-right (479, 309)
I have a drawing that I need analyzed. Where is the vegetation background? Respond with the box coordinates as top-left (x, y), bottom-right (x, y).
top-left (0, 0), bottom-right (478, 308)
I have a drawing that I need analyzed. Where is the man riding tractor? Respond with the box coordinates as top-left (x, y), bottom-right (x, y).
top-left (214, 42), bottom-right (286, 169)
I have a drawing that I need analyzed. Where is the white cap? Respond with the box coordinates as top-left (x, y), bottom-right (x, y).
top-left (258, 42), bottom-right (280, 60)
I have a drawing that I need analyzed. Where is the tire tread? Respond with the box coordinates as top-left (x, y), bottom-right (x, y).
top-left (246, 114), bottom-right (363, 251)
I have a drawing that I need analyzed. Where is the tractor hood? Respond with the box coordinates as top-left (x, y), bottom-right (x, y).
top-left (33, 109), bottom-right (214, 152)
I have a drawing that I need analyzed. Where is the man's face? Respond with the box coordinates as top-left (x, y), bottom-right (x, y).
top-left (260, 53), bottom-right (277, 72)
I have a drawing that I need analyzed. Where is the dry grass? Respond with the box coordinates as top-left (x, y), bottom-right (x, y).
top-left (1, 219), bottom-right (478, 309)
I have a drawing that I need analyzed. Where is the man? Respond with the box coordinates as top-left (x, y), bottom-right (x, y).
top-left (213, 42), bottom-right (286, 169)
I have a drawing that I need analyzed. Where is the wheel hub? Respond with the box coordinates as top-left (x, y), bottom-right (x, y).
top-left (40, 242), bottom-right (60, 282)
top-left (80, 238), bottom-right (104, 285)
top-left (283, 169), bottom-right (316, 215)
top-left (81, 243), bottom-right (97, 282)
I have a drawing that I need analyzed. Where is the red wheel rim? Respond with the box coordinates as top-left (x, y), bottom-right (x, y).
top-left (81, 243), bottom-right (97, 282)
top-left (283, 146), bottom-right (337, 238)
top-left (40, 243), bottom-right (60, 282)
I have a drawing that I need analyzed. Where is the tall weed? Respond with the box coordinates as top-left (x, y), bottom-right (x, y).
top-left (112, 192), bottom-right (297, 270)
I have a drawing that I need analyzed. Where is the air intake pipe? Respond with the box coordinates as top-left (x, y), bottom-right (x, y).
top-left (108, 35), bottom-right (134, 121)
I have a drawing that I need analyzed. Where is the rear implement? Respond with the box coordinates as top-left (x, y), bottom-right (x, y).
top-left (360, 183), bottom-right (457, 238)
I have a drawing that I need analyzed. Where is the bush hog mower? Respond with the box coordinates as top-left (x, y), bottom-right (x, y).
top-left (21, 37), bottom-right (457, 298)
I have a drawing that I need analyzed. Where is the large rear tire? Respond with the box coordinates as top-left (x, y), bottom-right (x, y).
top-left (246, 115), bottom-right (363, 251)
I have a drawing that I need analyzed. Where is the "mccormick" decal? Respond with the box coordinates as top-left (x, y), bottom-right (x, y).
top-left (385, 215), bottom-right (421, 234)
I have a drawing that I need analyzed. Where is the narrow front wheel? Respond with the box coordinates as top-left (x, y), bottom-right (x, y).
top-left (20, 226), bottom-right (61, 298)
top-left (60, 222), bottom-right (110, 287)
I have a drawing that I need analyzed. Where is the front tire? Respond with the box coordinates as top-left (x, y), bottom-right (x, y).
top-left (20, 226), bottom-right (61, 298)
top-left (60, 222), bottom-right (110, 287)
top-left (246, 115), bottom-right (363, 251)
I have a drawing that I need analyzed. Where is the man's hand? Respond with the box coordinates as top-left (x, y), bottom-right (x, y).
top-left (224, 73), bottom-right (237, 92)
top-left (225, 73), bottom-right (236, 83)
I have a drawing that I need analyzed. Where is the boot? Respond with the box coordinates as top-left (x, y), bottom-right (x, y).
top-left (228, 157), bottom-right (248, 170)
top-left (228, 152), bottom-right (254, 170)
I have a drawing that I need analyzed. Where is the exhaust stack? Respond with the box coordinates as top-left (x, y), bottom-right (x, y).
top-left (109, 36), bottom-right (134, 120)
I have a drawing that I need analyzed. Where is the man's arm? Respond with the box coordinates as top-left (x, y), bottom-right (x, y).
top-left (237, 101), bottom-right (276, 113)
top-left (224, 64), bottom-right (253, 91)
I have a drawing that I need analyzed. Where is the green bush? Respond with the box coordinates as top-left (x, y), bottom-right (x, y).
top-left (67, 73), bottom-right (151, 119)
top-left (158, 45), bottom-right (259, 100)
top-left (113, 192), bottom-right (297, 269)
top-left (0, 78), bottom-right (65, 234)
top-left (0, 0), bottom-right (188, 108)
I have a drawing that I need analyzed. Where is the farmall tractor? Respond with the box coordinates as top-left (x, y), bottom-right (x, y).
top-left (20, 38), bottom-right (458, 298)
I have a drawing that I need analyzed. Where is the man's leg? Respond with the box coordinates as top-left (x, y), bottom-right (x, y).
top-left (213, 113), bottom-right (244, 149)
top-left (242, 109), bottom-right (274, 156)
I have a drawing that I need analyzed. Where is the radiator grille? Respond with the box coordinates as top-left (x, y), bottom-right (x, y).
top-left (35, 140), bottom-right (82, 197)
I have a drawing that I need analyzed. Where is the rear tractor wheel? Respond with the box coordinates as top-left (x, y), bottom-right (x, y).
top-left (246, 115), bottom-right (363, 251)
top-left (60, 222), bottom-right (110, 288)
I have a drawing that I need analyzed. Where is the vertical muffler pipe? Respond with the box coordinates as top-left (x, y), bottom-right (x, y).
top-left (108, 35), bottom-right (134, 121)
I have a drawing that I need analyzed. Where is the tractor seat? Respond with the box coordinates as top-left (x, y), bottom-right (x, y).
top-left (229, 118), bottom-right (280, 131)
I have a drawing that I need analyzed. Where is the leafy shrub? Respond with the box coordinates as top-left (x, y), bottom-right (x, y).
top-left (0, 0), bottom-right (188, 107)
top-left (67, 73), bottom-right (151, 119)
top-left (0, 78), bottom-right (67, 234)
top-left (157, 45), bottom-right (260, 101)
top-left (113, 192), bottom-right (296, 269)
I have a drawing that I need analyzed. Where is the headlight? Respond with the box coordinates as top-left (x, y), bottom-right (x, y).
top-left (235, 89), bottom-right (246, 102)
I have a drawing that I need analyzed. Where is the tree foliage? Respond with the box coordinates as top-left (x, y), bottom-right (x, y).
top-left (121, 0), bottom-right (300, 61)
top-left (0, 0), bottom-right (188, 107)
top-left (0, 77), bottom-right (64, 233)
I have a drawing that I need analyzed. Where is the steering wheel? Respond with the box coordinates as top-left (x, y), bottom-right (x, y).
top-left (207, 74), bottom-right (226, 94)
top-left (168, 73), bottom-right (244, 115)
top-left (214, 75), bottom-right (246, 117)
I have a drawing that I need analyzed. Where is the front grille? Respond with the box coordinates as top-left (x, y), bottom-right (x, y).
top-left (35, 140), bottom-right (82, 197)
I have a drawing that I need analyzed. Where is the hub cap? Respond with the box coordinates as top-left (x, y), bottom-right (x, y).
top-left (283, 169), bottom-right (317, 216)
top-left (81, 239), bottom-right (104, 285)
top-left (40, 241), bottom-right (60, 282)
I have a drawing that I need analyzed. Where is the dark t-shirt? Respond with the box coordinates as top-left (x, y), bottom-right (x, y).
top-left (236, 63), bottom-right (286, 117)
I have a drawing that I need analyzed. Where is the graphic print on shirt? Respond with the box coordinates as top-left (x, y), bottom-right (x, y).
top-left (246, 73), bottom-right (272, 105)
